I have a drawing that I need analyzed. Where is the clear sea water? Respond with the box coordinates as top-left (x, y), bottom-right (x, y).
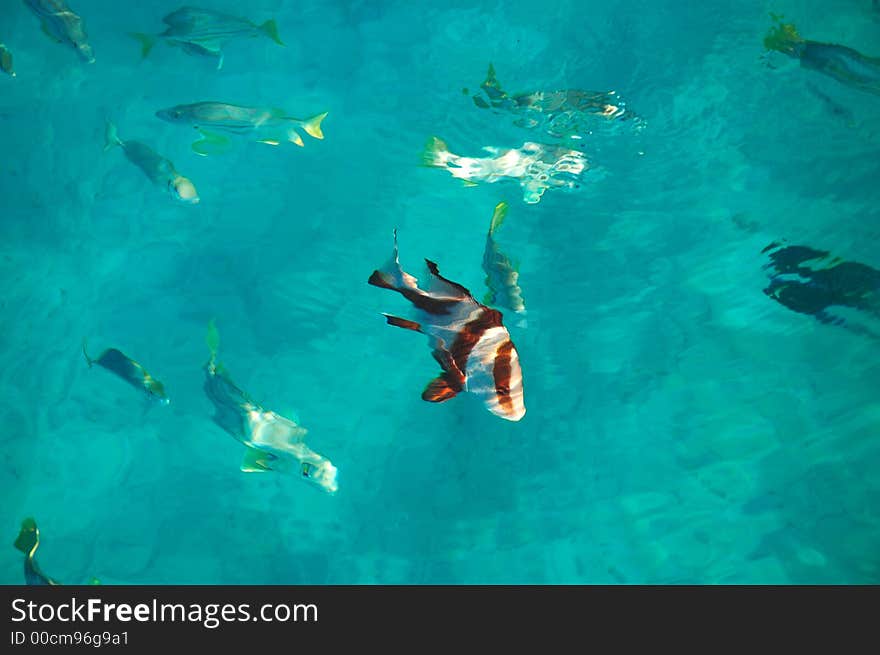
top-left (2, 0), bottom-right (879, 584)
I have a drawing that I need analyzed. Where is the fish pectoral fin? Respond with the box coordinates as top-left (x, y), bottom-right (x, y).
top-left (192, 130), bottom-right (231, 156)
top-left (241, 447), bottom-right (275, 473)
top-left (422, 376), bottom-right (460, 403)
top-left (257, 138), bottom-right (282, 146)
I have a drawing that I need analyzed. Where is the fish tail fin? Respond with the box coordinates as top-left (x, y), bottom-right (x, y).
top-left (206, 318), bottom-right (220, 368)
top-left (300, 111), bottom-right (328, 140)
top-left (260, 19), bottom-right (284, 46)
top-left (421, 136), bottom-right (449, 167)
top-left (481, 62), bottom-right (506, 99)
top-left (14, 518), bottom-right (39, 555)
top-left (129, 32), bottom-right (157, 58)
top-left (103, 120), bottom-right (122, 152)
top-left (489, 201), bottom-right (509, 235)
top-left (82, 338), bottom-right (94, 368)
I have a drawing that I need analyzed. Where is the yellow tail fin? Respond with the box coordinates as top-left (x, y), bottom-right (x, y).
top-left (14, 518), bottom-right (39, 556)
top-left (206, 319), bottom-right (220, 365)
top-left (300, 112), bottom-right (328, 140)
top-left (489, 201), bottom-right (509, 234)
top-left (763, 14), bottom-right (802, 53)
top-left (421, 136), bottom-right (449, 166)
top-left (129, 32), bottom-right (157, 58)
top-left (260, 19), bottom-right (284, 46)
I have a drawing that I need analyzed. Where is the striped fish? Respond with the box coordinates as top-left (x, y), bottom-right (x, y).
top-left (482, 201), bottom-right (526, 315)
top-left (25, 0), bottom-right (94, 63)
top-left (156, 101), bottom-right (327, 155)
top-left (203, 321), bottom-right (338, 493)
top-left (131, 6), bottom-right (283, 69)
top-left (368, 231), bottom-right (525, 422)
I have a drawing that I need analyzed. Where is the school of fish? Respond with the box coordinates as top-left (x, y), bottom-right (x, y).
top-left (6, 3), bottom-right (880, 583)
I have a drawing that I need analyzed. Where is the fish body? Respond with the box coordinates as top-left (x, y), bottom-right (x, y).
top-left (423, 136), bottom-right (587, 204)
top-left (203, 322), bottom-right (338, 493)
top-left (24, 0), bottom-right (94, 63)
top-left (482, 202), bottom-right (526, 314)
top-left (83, 343), bottom-right (169, 404)
top-left (368, 231), bottom-right (525, 421)
top-left (764, 19), bottom-right (880, 95)
top-left (132, 7), bottom-right (283, 68)
top-left (14, 518), bottom-right (59, 585)
top-left (798, 41), bottom-right (880, 95)
top-left (0, 43), bottom-right (15, 77)
top-left (472, 64), bottom-right (642, 138)
top-left (156, 102), bottom-right (327, 154)
top-left (104, 122), bottom-right (199, 204)
top-left (762, 242), bottom-right (880, 324)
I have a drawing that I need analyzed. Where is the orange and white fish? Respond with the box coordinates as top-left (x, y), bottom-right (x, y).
top-left (368, 230), bottom-right (525, 422)
top-left (422, 136), bottom-right (588, 204)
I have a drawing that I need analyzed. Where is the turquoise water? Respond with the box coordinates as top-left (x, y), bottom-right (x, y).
top-left (2, 0), bottom-right (880, 584)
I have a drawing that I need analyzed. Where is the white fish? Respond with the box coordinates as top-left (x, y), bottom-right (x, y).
top-left (203, 321), bottom-right (338, 494)
top-left (423, 136), bottom-right (588, 204)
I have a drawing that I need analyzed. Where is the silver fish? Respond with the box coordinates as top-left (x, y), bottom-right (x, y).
top-left (472, 64), bottom-right (643, 139)
top-left (156, 101), bottom-right (327, 155)
top-left (482, 202), bottom-right (526, 315)
top-left (131, 6), bottom-right (283, 69)
top-left (203, 321), bottom-right (338, 494)
top-left (24, 0), bottom-right (94, 63)
top-left (104, 121), bottom-right (199, 204)
top-left (0, 43), bottom-right (15, 77)
top-left (422, 136), bottom-right (588, 204)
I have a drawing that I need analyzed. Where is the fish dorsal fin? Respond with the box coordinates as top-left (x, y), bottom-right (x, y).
top-left (489, 201), bottom-right (509, 235)
top-left (369, 229), bottom-right (420, 291)
top-left (424, 259), bottom-right (472, 300)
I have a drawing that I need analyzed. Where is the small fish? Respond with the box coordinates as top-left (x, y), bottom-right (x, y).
top-left (104, 121), bottom-right (199, 204)
top-left (156, 102), bottom-right (328, 155)
top-left (24, 0), bottom-right (94, 63)
top-left (82, 341), bottom-right (170, 405)
top-left (482, 202), bottom-right (526, 316)
top-left (368, 230), bottom-right (525, 422)
top-left (764, 17), bottom-right (880, 95)
top-left (13, 518), bottom-right (59, 585)
top-left (762, 241), bottom-right (880, 327)
top-left (130, 6), bottom-right (283, 70)
top-left (472, 64), bottom-right (643, 138)
top-left (422, 136), bottom-right (588, 204)
top-left (203, 320), bottom-right (338, 493)
top-left (0, 43), bottom-right (16, 77)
